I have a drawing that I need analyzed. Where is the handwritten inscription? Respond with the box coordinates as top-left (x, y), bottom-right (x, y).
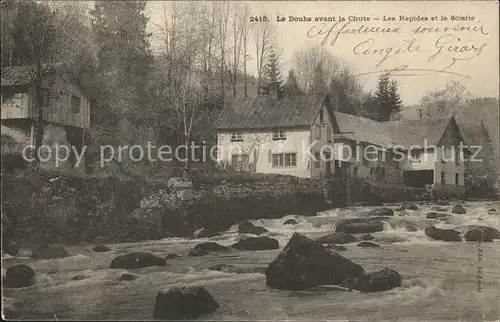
top-left (304, 19), bottom-right (489, 78)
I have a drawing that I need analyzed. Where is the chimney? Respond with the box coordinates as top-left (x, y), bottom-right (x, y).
top-left (269, 81), bottom-right (279, 100)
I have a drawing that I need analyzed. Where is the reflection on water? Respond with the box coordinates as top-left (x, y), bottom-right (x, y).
top-left (3, 201), bottom-right (500, 320)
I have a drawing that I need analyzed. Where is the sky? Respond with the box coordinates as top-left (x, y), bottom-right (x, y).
top-left (145, 1), bottom-right (499, 105)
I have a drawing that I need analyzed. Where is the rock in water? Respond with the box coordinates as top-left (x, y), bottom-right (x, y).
top-left (265, 233), bottom-right (364, 290)
top-left (153, 286), bottom-right (220, 319)
top-left (435, 201), bottom-right (450, 206)
top-left (231, 236), bottom-right (279, 250)
top-left (335, 218), bottom-right (384, 234)
top-left (237, 221), bottom-right (268, 235)
top-left (4, 264), bottom-right (35, 288)
top-left (110, 252), bottom-right (166, 269)
top-left (194, 242), bottom-right (230, 252)
top-left (361, 234), bottom-right (375, 241)
top-left (193, 228), bottom-right (216, 239)
top-left (341, 268), bottom-right (402, 292)
top-left (166, 253), bottom-right (181, 259)
top-left (316, 232), bottom-right (356, 244)
top-left (324, 244), bottom-right (347, 251)
top-left (463, 225), bottom-right (500, 242)
top-left (188, 248), bottom-right (209, 257)
top-left (488, 208), bottom-right (497, 213)
top-left (283, 219), bottom-right (298, 225)
top-left (3, 240), bottom-right (20, 256)
top-left (357, 241), bottom-right (380, 248)
top-left (31, 244), bottom-right (70, 259)
top-left (451, 204), bottom-right (466, 214)
top-left (92, 245), bottom-right (110, 252)
top-left (364, 208), bottom-right (394, 217)
top-left (425, 226), bottom-right (461, 241)
top-left (71, 275), bottom-right (88, 281)
top-left (426, 212), bottom-right (448, 219)
top-left (118, 273), bottom-right (139, 281)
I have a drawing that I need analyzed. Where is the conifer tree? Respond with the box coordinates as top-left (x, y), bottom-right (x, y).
top-left (261, 48), bottom-right (283, 96)
top-left (283, 69), bottom-right (302, 96)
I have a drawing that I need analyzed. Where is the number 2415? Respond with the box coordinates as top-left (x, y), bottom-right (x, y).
top-left (250, 16), bottom-right (268, 22)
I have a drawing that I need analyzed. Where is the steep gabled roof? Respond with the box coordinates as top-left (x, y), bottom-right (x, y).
top-left (215, 94), bottom-right (326, 130)
top-left (333, 111), bottom-right (395, 147)
top-left (385, 117), bottom-right (453, 147)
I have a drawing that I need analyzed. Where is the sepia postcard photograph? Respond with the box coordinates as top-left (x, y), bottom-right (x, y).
top-left (1, 0), bottom-right (499, 320)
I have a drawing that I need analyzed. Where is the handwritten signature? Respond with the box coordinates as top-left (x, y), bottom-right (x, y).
top-left (307, 21), bottom-right (489, 78)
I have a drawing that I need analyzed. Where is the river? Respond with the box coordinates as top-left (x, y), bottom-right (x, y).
top-left (3, 201), bottom-right (500, 320)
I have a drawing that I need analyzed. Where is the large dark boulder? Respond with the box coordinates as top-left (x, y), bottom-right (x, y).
top-left (231, 236), bottom-right (279, 250)
top-left (237, 221), bottom-right (268, 235)
top-left (341, 268), bottom-right (402, 292)
top-left (463, 225), bottom-right (500, 242)
top-left (426, 212), bottom-right (449, 219)
top-left (153, 286), bottom-right (220, 320)
top-left (364, 208), bottom-right (394, 217)
top-left (31, 244), bottom-right (70, 259)
top-left (194, 242), bottom-right (230, 252)
top-left (265, 233), bottom-right (364, 290)
top-left (110, 252), bottom-right (166, 269)
top-left (397, 203), bottom-right (418, 211)
top-left (316, 232), bottom-right (356, 244)
top-left (193, 228), bottom-right (216, 239)
top-left (425, 226), bottom-right (461, 242)
top-left (451, 204), bottom-right (466, 214)
top-left (92, 245), bottom-right (110, 252)
top-left (283, 219), bottom-right (299, 225)
top-left (336, 218), bottom-right (384, 234)
top-left (357, 241), bottom-right (380, 248)
top-left (4, 264), bottom-right (35, 288)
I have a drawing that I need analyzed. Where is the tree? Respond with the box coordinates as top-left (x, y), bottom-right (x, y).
top-left (309, 62), bottom-right (327, 94)
top-left (253, 22), bottom-right (276, 96)
top-left (283, 69), bottom-right (302, 97)
top-left (374, 72), bottom-right (402, 121)
top-left (261, 48), bottom-right (283, 96)
top-left (420, 80), bottom-right (472, 117)
top-left (4, 0), bottom-right (82, 171)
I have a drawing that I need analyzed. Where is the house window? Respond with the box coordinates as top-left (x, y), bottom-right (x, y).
top-left (272, 153), bottom-right (296, 167)
top-left (353, 167), bottom-right (358, 177)
top-left (319, 109), bottom-right (324, 123)
top-left (315, 125), bottom-right (321, 140)
top-left (273, 129), bottom-right (286, 140)
top-left (441, 171), bottom-right (446, 184)
top-left (455, 149), bottom-right (460, 165)
top-left (326, 126), bottom-right (332, 142)
top-left (455, 173), bottom-right (459, 185)
top-left (314, 152), bottom-right (320, 168)
top-left (351, 141), bottom-right (357, 159)
top-left (41, 89), bottom-right (50, 107)
top-left (71, 95), bottom-right (81, 113)
top-left (416, 109), bottom-right (422, 119)
top-left (230, 132), bottom-right (242, 141)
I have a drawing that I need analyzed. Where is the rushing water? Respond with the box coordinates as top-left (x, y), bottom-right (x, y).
top-left (3, 201), bottom-right (500, 320)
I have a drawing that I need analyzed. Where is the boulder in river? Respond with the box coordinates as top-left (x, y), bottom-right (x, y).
top-left (92, 245), bottom-right (110, 252)
top-left (316, 232), bottom-right (356, 244)
top-left (71, 275), bottom-right (88, 281)
top-left (188, 248), bottom-right (209, 257)
top-left (118, 273), bottom-right (139, 281)
top-left (463, 225), bottom-right (500, 242)
top-left (364, 207), bottom-right (394, 217)
top-left (324, 244), bottom-right (347, 251)
top-left (426, 212), bottom-right (449, 219)
top-left (357, 241), bottom-right (380, 248)
top-left (153, 286), bottom-right (220, 320)
top-left (335, 218), bottom-right (384, 234)
top-left (166, 253), bottom-right (181, 259)
top-left (237, 221), bottom-right (268, 235)
top-left (283, 219), bottom-right (299, 225)
top-left (361, 234), bottom-right (375, 241)
top-left (425, 226), bottom-right (461, 241)
top-left (341, 268), bottom-right (402, 292)
top-left (265, 233), bottom-right (364, 290)
top-left (451, 204), bottom-right (466, 214)
top-left (397, 203), bottom-right (418, 211)
top-left (231, 236), bottom-right (279, 250)
top-left (110, 252), bottom-right (166, 269)
top-left (31, 244), bottom-right (70, 259)
top-left (193, 227), bottom-right (216, 239)
top-left (3, 240), bottom-right (20, 256)
top-left (194, 242), bottom-right (230, 252)
top-left (487, 208), bottom-right (497, 213)
top-left (4, 264), bottom-right (35, 288)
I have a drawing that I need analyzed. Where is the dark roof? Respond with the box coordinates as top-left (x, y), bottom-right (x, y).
top-left (215, 94), bottom-right (326, 130)
top-left (333, 111), bottom-right (395, 146)
top-left (1, 66), bottom-right (32, 86)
